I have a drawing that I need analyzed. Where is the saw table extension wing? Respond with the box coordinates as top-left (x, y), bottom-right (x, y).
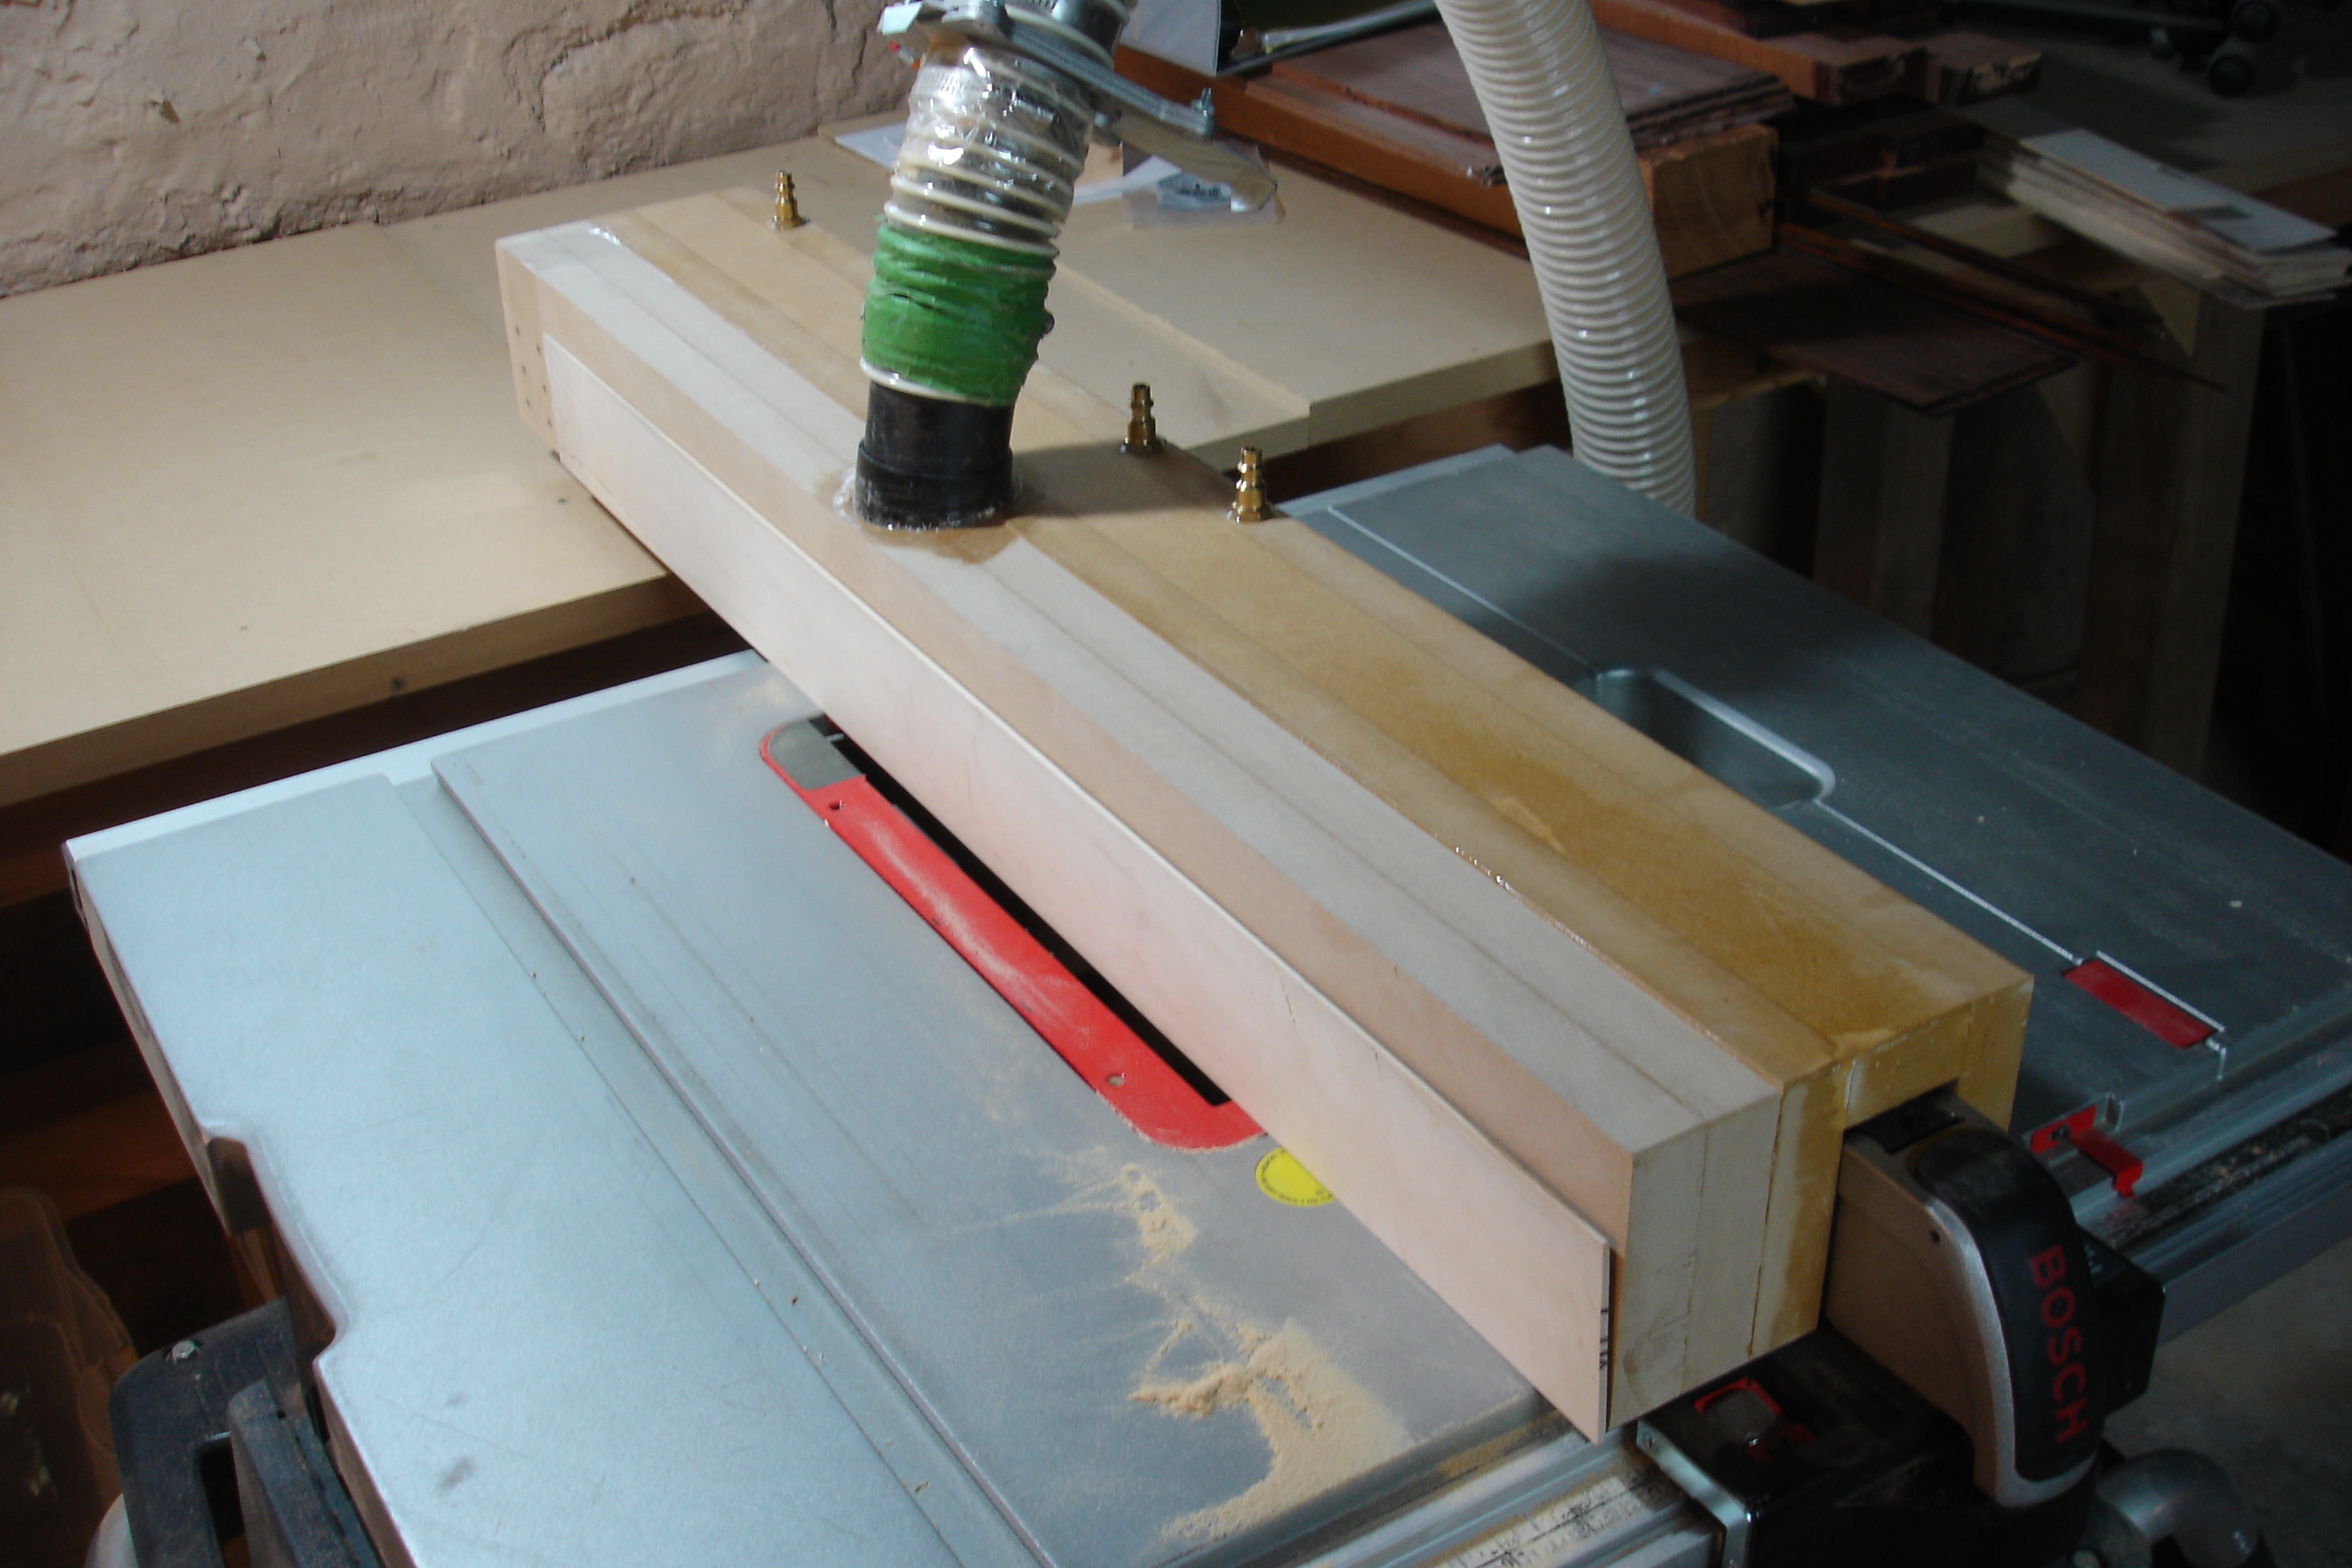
top-left (495, 190), bottom-right (2030, 1431)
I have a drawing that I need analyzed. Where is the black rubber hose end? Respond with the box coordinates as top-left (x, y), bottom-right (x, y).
top-left (854, 382), bottom-right (1017, 530)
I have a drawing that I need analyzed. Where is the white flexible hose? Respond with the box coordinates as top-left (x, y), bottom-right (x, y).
top-left (1435, 0), bottom-right (1698, 513)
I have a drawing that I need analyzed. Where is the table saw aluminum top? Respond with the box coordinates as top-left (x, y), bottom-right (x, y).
top-left (66, 442), bottom-right (2352, 1565)
top-left (70, 657), bottom-right (1707, 1568)
top-left (1286, 445), bottom-right (2352, 1336)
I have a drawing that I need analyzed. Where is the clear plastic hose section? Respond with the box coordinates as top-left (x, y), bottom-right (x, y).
top-left (860, 18), bottom-right (1111, 406)
top-left (1435, 0), bottom-right (1698, 513)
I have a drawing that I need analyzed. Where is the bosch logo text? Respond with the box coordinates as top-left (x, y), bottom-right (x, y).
top-left (2030, 1245), bottom-right (2092, 1446)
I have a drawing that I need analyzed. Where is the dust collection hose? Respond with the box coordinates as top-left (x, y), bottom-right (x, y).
top-left (855, 16), bottom-right (1110, 528)
top-left (1436, 0), bottom-right (1697, 514)
top-left (855, 0), bottom-right (1698, 524)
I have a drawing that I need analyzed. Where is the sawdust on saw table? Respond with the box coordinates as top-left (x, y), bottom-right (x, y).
top-left (1113, 1161), bottom-right (1200, 1267)
top-left (1131, 1320), bottom-right (1408, 1544)
top-left (1057, 1145), bottom-right (1411, 1544)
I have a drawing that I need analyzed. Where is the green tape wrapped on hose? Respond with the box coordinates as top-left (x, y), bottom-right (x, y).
top-left (861, 223), bottom-right (1057, 407)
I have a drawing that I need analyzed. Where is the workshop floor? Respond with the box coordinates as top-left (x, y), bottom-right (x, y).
top-left (2108, 1233), bottom-right (2352, 1568)
top-left (2122, 688), bottom-right (2352, 1568)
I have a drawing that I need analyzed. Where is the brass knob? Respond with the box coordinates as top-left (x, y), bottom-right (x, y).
top-left (1230, 446), bottom-right (1272, 523)
top-left (773, 172), bottom-right (806, 230)
top-left (1121, 383), bottom-right (1163, 456)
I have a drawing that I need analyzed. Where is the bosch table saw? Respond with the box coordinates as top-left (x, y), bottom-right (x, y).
top-left (71, 447), bottom-right (2347, 1567)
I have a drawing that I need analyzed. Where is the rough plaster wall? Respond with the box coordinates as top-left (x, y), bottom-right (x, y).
top-left (0, 0), bottom-right (907, 297)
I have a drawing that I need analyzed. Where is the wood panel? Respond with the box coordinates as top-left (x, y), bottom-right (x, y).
top-left (1673, 248), bottom-right (2075, 415)
top-left (0, 223), bottom-right (689, 814)
top-left (1589, 0), bottom-right (1923, 103)
top-left (1267, 21), bottom-right (1790, 150)
top-left (1641, 124), bottom-right (1779, 279)
top-left (1814, 380), bottom-right (1955, 634)
top-left (498, 192), bottom-right (2031, 1429)
top-left (1116, 47), bottom-right (1776, 278)
top-left (2077, 288), bottom-right (2265, 777)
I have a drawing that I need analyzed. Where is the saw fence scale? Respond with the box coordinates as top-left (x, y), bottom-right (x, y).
top-left (495, 189), bottom-right (2030, 1433)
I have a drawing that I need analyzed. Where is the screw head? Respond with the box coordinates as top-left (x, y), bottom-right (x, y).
top-left (169, 1339), bottom-right (201, 1363)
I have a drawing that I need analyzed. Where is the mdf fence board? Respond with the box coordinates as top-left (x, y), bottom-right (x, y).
top-left (0, 223), bottom-right (681, 812)
top-left (500, 197), bottom-right (2031, 1423)
top-left (514, 218), bottom-right (1774, 1147)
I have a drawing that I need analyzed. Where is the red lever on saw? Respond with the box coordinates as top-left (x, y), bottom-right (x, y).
top-left (2030, 1107), bottom-right (2143, 1198)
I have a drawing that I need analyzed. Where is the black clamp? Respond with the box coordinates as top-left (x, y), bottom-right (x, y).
top-left (1823, 1091), bottom-right (2112, 1505)
top-left (1633, 1089), bottom-right (2171, 1566)
top-left (109, 1298), bottom-right (380, 1568)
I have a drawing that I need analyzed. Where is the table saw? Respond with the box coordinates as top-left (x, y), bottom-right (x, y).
top-left (69, 444), bottom-right (2347, 1567)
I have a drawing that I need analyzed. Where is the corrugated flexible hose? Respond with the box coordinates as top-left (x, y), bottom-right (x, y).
top-left (1435, 0), bottom-right (1698, 514)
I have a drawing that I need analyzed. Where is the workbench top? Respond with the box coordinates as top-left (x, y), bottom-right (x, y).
top-left (0, 151), bottom-right (810, 814)
top-left (0, 132), bottom-right (1567, 821)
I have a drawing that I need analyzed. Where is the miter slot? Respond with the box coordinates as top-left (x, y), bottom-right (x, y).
top-left (1573, 668), bottom-right (1836, 812)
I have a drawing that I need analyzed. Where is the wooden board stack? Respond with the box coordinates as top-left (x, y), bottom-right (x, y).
top-left (1589, 0), bottom-right (2037, 107)
top-left (496, 189), bottom-right (2030, 1434)
top-left (1631, 0), bottom-right (1933, 41)
top-left (1118, 35), bottom-right (1782, 277)
top-left (1590, 0), bottom-right (1921, 103)
top-left (1262, 21), bottom-right (1787, 276)
top-left (1269, 22), bottom-right (1792, 152)
top-left (1982, 126), bottom-right (2352, 307)
top-left (1778, 105), bottom-right (1987, 210)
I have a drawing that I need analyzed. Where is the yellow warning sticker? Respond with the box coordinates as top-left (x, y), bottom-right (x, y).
top-left (1255, 1147), bottom-right (1334, 1207)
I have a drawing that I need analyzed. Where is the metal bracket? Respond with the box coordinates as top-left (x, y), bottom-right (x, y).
top-left (1632, 1421), bottom-right (1753, 1568)
top-left (877, 0), bottom-right (1277, 211)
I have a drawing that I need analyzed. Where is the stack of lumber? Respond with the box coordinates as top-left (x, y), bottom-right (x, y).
top-left (1777, 103), bottom-right (1986, 209)
top-left (496, 189), bottom-right (2032, 1434)
top-left (1271, 22), bottom-right (1792, 151)
top-left (1771, 191), bottom-right (2180, 384)
top-left (1589, 0), bottom-right (2037, 106)
top-left (1982, 126), bottom-right (2352, 306)
top-left (1120, 24), bottom-right (1784, 277)
top-left (1671, 246), bottom-right (2075, 414)
top-left (1632, 0), bottom-right (1935, 39)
